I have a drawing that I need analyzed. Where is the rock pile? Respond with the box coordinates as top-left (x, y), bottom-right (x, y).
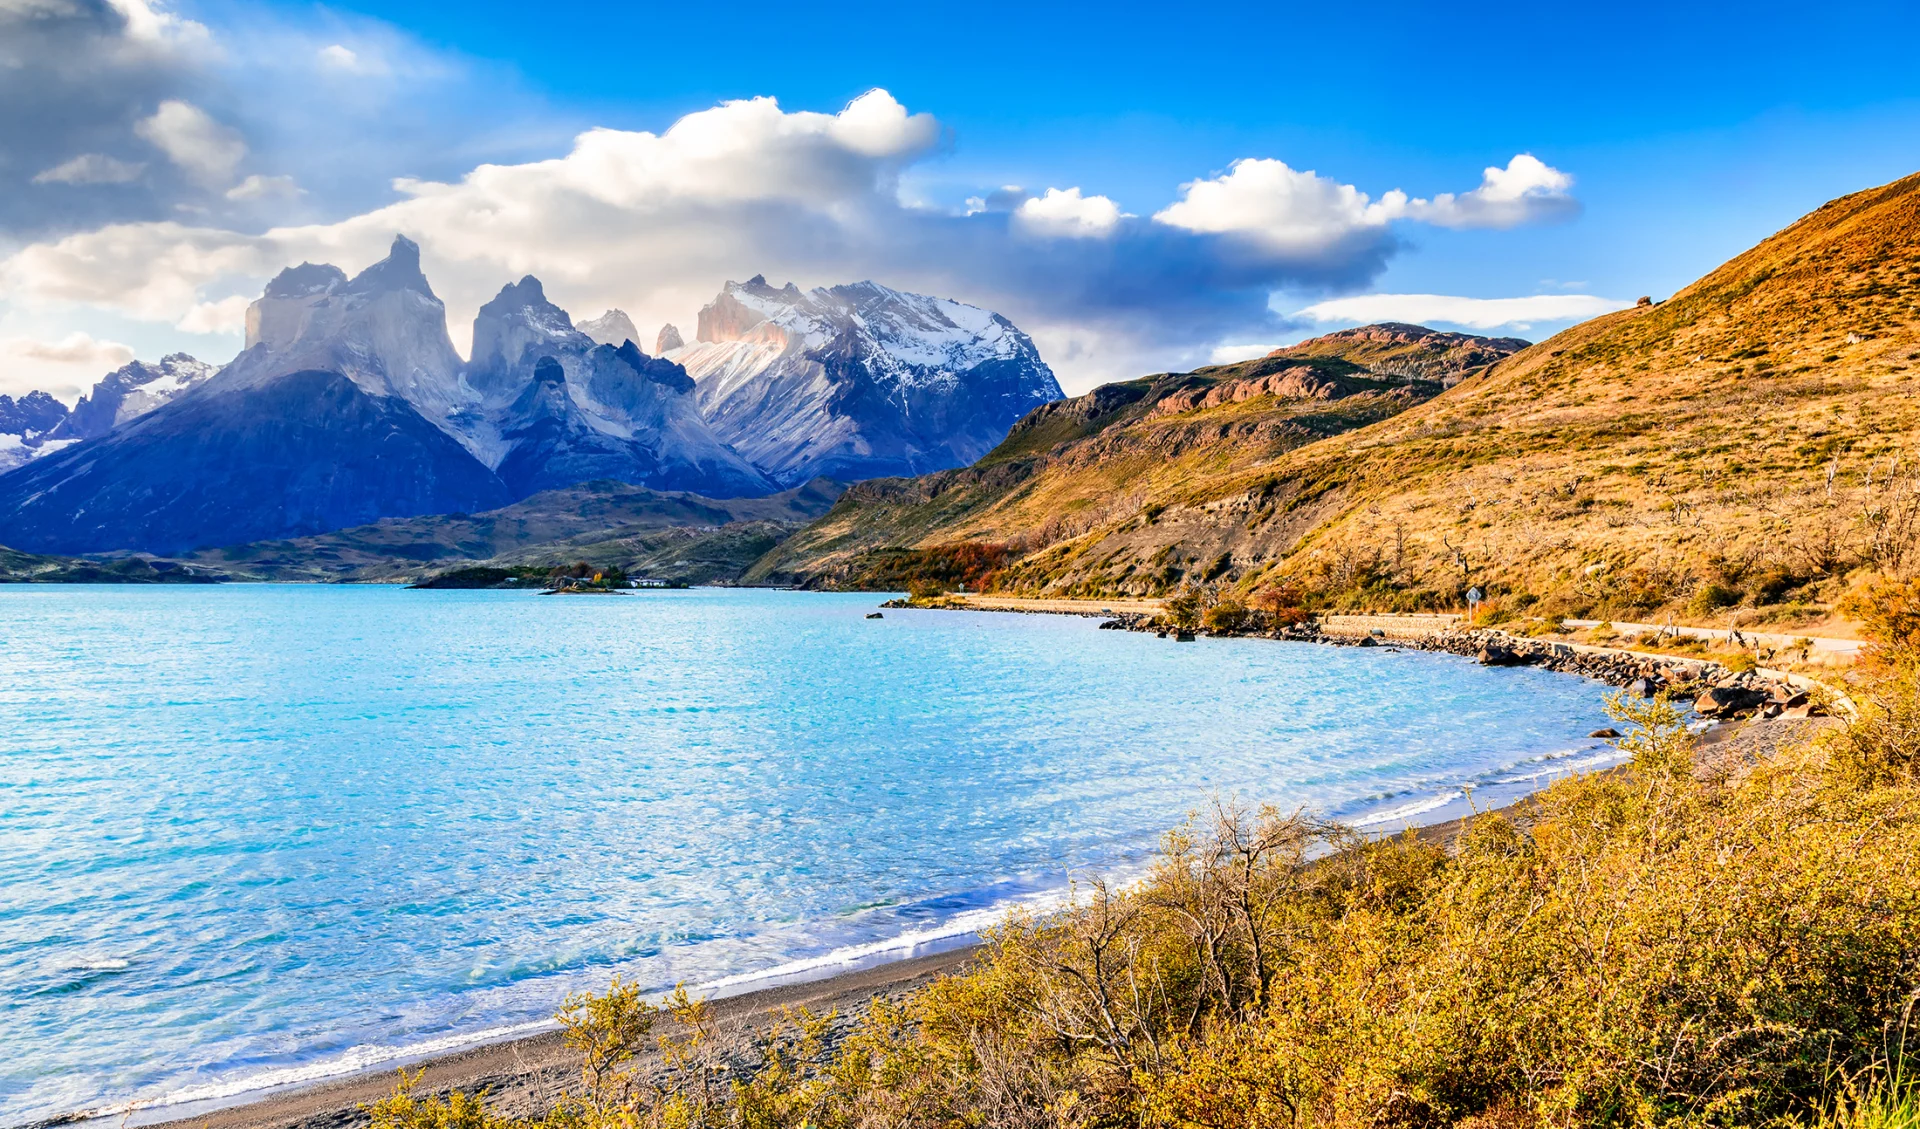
top-left (1107, 616), bottom-right (1826, 721)
top-left (1405, 629), bottom-right (1822, 720)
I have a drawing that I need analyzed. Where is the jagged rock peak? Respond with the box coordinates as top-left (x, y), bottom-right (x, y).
top-left (472, 275), bottom-right (581, 362)
top-left (655, 323), bottom-right (684, 353)
top-left (343, 235), bottom-right (436, 300)
top-left (577, 309), bottom-right (639, 348)
top-left (40, 352), bottom-right (217, 445)
top-left (489, 275), bottom-right (552, 309)
top-left (0, 390), bottom-right (69, 435)
top-left (264, 262), bottom-right (348, 299)
top-left (680, 276), bottom-right (1063, 486)
top-left (611, 340), bottom-right (695, 393)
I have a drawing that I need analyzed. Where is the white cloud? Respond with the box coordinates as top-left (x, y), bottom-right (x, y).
top-left (1400, 154), bottom-right (1578, 229)
top-left (1295, 292), bottom-right (1630, 331)
top-left (1207, 342), bottom-right (1282, 365)
top-left (32, 153), bottom-right (148, 185)
top-left (225, 173), bottom-right (302, 200)
top-left (318, 43), bottom-right (358, 68)
top-left (0, 87), bottom-right (1584, 392)
top-left (135, 99), bottom-right (247, 187)
top-left (1154, 158), bottom-right (1405, 253)
top-left (1013, 187), bottom-right (1126, 238)
top-left (176, 294), bottom-right (250, 333)
top-left (0, 332), bottom-right (134, 401)
top-left (1154, 153), bottom-right (1577, 248)
top-left (104, 0), bottom-right (207, 45)
top-left (0, 90), bottom-right (948, 348)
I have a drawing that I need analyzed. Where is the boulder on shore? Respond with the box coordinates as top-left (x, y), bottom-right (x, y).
top-left (1694, 685), bottom-right (1767, 717)
top-left (1477, 641), bottom-right (1529, 666)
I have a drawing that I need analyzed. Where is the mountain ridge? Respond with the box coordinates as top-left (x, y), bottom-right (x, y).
top-left (672, 276), bottom-right (1063, 486)
top-left (758, 169), bottom-right (1920, 627)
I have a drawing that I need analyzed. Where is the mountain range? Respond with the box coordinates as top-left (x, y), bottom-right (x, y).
top-left (0, 238), bottom-right (1059, 556)
top-left (760, 170), bottom-right (1920, 627)
top-left (669, 276), bottom-right (1063, 486)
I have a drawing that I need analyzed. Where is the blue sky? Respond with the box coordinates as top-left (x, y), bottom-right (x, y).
top-left (4, 0), bottom-right (1918, 397)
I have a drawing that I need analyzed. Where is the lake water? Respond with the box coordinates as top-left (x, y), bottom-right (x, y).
top-left (0, 586), bottom-right (1621, 1124)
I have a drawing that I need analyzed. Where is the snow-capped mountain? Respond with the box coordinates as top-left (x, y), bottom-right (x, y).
top-left (0, 390), bottom-right (70, 473)
top-left (466, 277), bottom-right (773, 497)
top-left (223, 236), bottom-right (475, 449)
top-left (670, 277), bottom-right (1062, 486)
top-left (576, 309), bottom-right (640, 348)
top-left (0, 240), bottom-right (1067, 555)
top-left (0, 354), bottom-right (215, 473)
top-left (52, 354), bottom-right (216, 442)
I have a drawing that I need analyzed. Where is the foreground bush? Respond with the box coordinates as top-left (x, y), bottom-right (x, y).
top-left (373, 691), bottom-right (1920, 1129)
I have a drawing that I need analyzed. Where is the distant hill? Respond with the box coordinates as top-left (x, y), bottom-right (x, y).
top-left (756, 169), bottom-right (1920, 624)
top-left (188, 477), bottom-right (844, 583)
top-left (0, 545), bottom-right (221, 584)
top-left (749, 324), bottom-right (1525, 587)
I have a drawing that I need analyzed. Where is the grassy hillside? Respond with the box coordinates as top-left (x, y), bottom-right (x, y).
top-left (749, 326), bottom-right (1523, 587)
top-left (0, 544), bottom-right (222, 583)
top-left (190, 478), bottom-right (843, 583)
top-left (761, 171), bottom-right (1920, 626)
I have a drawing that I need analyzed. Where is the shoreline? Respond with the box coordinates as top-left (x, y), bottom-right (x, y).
top-left (121, 947), bottom-right (980, 1129)
top-left (41, 597), bottom-right (1773, 1129)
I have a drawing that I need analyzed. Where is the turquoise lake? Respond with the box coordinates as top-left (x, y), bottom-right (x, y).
top-left (0, 586), bottom-right (1622, 1124)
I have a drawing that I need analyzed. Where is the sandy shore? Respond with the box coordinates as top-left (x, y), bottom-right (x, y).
top-left (123, 947), bottom-right (976, 1129)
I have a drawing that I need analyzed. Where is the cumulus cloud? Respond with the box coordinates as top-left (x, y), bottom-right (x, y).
top-left (1, 88), bottom-right (1585, 391)
top-left (1399, 154), bottom-right (1579, 229)
top-left (0, 331), bottom-right (134, 401)
top-left (1154, 158), bottom-right (1407, 253)
top-left (33, 153), bottom-right (148, 184)
top-left (136, 99), bottom-right (247, 187)
top-left (1013, 187), bottom-right (1126, 238)
top-left (1155, 153), bottom-right (1577, 250)
top-left (226, 173), bottom-right (301, 201)
top-left (1295, 292), bottom-right (1630, 332)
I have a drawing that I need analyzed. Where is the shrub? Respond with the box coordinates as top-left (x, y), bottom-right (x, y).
top-left (377, 691), bottom-right (1920, 1129)
top-left (1248, 581), bottom-right (1310, 628)
top-left (1690, 581), bottom-right (1742, 615)
top-left (1202, 598), bottom-right (1248, 632)
top-left (1165, 587), bottom-right (1207, 630)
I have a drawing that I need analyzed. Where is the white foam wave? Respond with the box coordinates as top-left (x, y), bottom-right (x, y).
top-left (1350, 790), bottom-right (1464, 828)
top-left (75, 1018), bottom-right (558, 1123)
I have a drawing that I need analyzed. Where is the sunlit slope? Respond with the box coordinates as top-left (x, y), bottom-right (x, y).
top-left (748, 326), bottom-right (1520, 585)
top-left (762, 171), bottom-right (1920, 616)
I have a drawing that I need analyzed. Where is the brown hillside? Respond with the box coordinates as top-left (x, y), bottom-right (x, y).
top-left (760, 170), bottom-right (1920, 625)
top-left (748, 325), bottom-right (1525, 586)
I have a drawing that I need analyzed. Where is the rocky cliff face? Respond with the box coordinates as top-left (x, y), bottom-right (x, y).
top-left (669, 277), bottom-right (1062, 486)
top-left (465, 277), bottom-right (774, 498)
top-left (221, 236), bottom-right (475, 449)
top-left (0, 238), bottom-right (494, 555)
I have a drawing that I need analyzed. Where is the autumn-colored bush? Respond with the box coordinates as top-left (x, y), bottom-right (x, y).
top-left (1250, 581), bottom-right (1311, 628)
top-left (375, 693), bottom-right (1920, 1129)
